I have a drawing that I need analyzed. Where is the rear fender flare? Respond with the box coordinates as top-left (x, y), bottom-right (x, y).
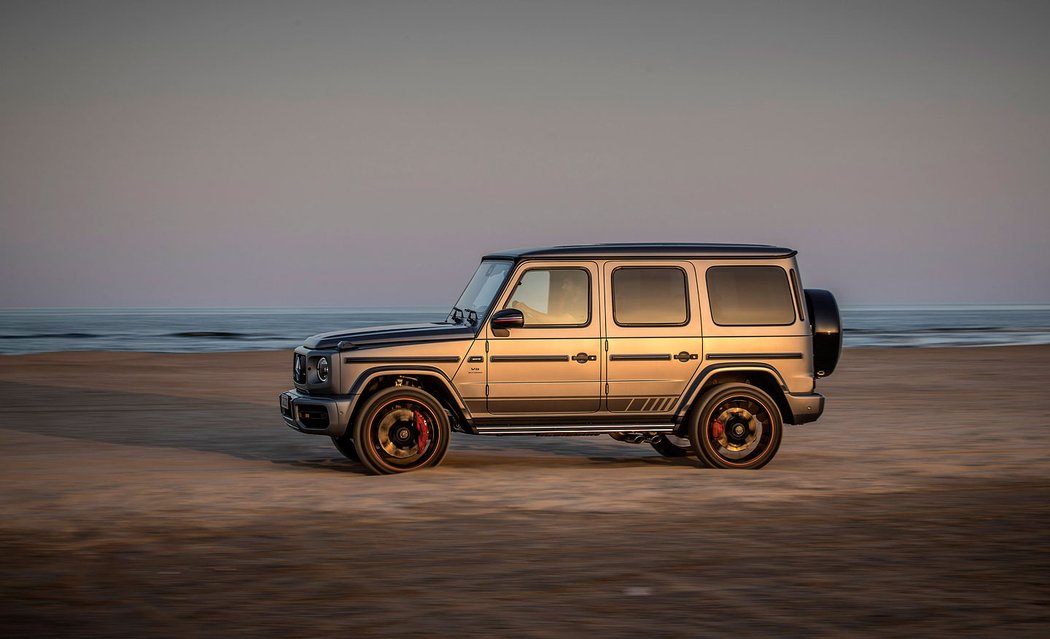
top-left (674, 363), bottom-right (789, 423)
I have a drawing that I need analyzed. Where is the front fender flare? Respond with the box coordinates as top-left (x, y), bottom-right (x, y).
top-left (345, 365), bottom-right (472, 423)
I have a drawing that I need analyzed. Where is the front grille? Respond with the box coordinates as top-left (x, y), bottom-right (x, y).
top-left (297, 404), bottom-right (329, 429)
top-left (293, 353), bottom-right (306, 384)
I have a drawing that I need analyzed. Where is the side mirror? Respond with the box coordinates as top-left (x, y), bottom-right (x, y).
top-left (490, 308), bottom-right (524, 334)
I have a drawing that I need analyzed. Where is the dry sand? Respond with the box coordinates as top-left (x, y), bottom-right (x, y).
top-left (1, 347), bottom-right (1048, 637)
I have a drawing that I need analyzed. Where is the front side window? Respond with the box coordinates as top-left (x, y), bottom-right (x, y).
top-left (612, 267), bottom-right (689, 326)
top-left (504, 268), bottom-right (590, 327)
top-left (707, 266), bottom-right (796, 326)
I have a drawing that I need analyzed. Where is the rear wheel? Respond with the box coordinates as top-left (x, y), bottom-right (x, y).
top-left (352, 386), bottom-right (451, 475)
top-left (688, 383), bottom-right (782, 469)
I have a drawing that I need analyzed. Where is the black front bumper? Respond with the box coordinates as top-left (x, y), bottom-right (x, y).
top-left (279, 390), bottom-right (355, 437)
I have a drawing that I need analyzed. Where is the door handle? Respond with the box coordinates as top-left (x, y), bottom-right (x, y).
top-left (574, 352), bottom-right (597, 364)
top-left (676, 351), bottom-right (698, 362)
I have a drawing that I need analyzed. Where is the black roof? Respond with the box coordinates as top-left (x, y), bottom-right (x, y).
top-left (484, 243), bottom-right (796, 260)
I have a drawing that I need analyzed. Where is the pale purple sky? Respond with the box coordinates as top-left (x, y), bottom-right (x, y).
top-left (2, 0), bottom-right (1048, 308)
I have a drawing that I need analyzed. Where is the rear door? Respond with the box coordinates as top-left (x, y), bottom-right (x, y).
top-left (603, 262), bottom-right (702, 414)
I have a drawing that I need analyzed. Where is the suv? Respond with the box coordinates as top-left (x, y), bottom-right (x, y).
top-left (279, 243), bottom-right (841, 474)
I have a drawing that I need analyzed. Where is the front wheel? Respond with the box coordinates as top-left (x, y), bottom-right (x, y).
top-left (352, 386), bottom-right (451, 474)
top-left (688, 384), bottom-right (783, 469)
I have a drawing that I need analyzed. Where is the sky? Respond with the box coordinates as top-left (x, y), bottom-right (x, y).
top-left (1, 0), bottom-right (1048, 308)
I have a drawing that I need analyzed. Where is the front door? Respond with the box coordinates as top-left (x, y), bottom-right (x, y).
top-left (487, 261), bottom-right (601, 414)
top-left (603, 262), bottom-right (703, 414)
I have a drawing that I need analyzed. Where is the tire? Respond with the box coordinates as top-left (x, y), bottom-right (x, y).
top-left (330, 434), bottom-right (360, 461)
top-left (688, 383), bottom-right (783, 470)
top-left (804, 288), bottom-right (842, 378)
top-left (650, 434), bottom-right (694, 458)
top-left (352, 386), bottom-right (451, 475)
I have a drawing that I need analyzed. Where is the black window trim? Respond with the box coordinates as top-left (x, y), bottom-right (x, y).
top-left (611, 265), bottom-right (691, 328)
top-left (501, 266), bottom-right (593, 329)
top-left (789, 268), bottom-right (805, 323)
top-left (706, 265), bottom-right (797, 327)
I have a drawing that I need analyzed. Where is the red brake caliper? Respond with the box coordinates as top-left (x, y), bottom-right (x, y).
top-left (710, 420), bottom-right (725, 440)
top-left (414, 410), bottom-right (429, 451)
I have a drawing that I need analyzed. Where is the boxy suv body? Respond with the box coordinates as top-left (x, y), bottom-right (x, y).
top-left (279, 243), bottom-right (841, 474)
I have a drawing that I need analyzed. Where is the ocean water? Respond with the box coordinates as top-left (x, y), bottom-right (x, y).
top-left (840, 305), bottom-right (1050, 348)
top-left (0, 305), bottom-right (1048, 354)
top-left (0, 307), bottom-right (448, 355)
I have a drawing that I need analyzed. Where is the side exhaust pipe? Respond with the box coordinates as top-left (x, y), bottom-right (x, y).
top-left (619, 432), bottom-right (663, 444)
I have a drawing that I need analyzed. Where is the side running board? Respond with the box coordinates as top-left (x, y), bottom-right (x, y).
top-left (476, 424), bottom-right (676, 436)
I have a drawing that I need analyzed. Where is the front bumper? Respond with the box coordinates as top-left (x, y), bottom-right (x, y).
top-left (785, 391), bottom-right (825, 425)
top-left (279, 390), bottom-right (355, 437)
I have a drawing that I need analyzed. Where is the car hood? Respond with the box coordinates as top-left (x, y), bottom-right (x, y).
top-left (303, 322), bottom-right (477, 350)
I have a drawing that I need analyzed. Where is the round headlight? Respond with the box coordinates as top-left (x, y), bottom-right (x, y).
top-left (317, 357), bottom-right (330, 383)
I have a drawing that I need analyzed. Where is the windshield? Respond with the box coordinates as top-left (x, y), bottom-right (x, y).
top-left (449, 260), bottom-right (512, 324)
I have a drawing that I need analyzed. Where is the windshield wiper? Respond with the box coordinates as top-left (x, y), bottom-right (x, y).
top-left (448, 306), bottom-right (465, 324)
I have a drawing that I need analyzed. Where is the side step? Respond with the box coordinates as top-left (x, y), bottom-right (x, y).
top-left (475, 424), bottom-right (676, 436)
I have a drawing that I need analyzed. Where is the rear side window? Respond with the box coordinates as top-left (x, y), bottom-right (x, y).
top-left (612, 267), bottom-right (689, 326)
top-left (706, 266), bottom-right (796, 326)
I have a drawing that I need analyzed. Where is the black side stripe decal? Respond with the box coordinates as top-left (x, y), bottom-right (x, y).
top-left (705, 353), bottom-right (803, 360)
top-left (344, 356), bottom-right (461, 364)
top-left (490, 355), bottom-right (571, 363)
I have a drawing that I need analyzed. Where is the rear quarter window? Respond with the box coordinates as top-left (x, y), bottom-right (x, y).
top-left (706, 266), bottom-right (796, 326)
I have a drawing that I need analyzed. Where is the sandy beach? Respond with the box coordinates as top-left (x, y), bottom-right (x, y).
top-left (1, 346), bottom-right (1048, 637)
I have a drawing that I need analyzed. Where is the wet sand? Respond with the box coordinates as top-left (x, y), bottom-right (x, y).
top-left (1, 347), bottom-right (1048, 637)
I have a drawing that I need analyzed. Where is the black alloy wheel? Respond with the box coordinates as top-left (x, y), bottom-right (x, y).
top-left (352, 386), bottom-right (451, 475)
top-left (688, 383), bottom-right (783, 470)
